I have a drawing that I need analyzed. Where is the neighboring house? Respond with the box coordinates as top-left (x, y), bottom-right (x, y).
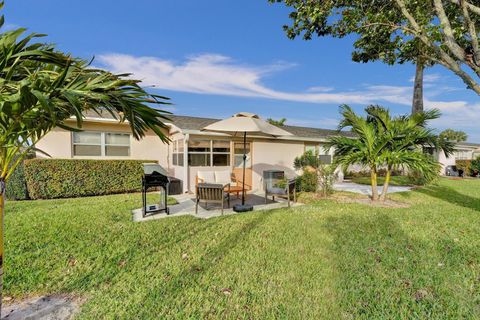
top-left (434, 142), bottom-right (480, 173)
top-left (36, 111), bottom-right (353, 193)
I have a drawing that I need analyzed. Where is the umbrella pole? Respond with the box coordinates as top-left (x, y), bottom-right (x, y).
top-left (241, 131), bottom-right (246, 206)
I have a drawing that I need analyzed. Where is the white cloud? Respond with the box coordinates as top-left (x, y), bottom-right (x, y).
top-left (409, 73), bottom-right (442, 83)
top-left (97, 53), bottom-right (417, 106)
top-left (97, 53), bottom-right (480, 141)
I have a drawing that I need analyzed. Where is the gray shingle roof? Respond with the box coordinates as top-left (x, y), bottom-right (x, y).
top-left (166, 115), bottom-right (354, 139)
top-left (82, 112), bottom-right (353, 139)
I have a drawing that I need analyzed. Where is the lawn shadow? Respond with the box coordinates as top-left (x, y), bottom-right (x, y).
top-left (323, 211), bottom-right (480, 318)
top-left (138, 210), bottom-right (275, 308)
top-left (415, 184), bottom-right (480, 212)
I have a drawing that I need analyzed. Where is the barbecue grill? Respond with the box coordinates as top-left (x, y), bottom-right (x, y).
top-left (142, 163), bottom-right (170, 217)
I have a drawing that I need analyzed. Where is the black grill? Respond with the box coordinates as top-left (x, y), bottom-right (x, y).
top-left (142, 163), bottom-right (170, 217)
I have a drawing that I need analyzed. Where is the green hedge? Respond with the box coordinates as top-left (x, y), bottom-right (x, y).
top-left (24, 159), bottom-right (156, 199)
top-left (5, 161), bottom-right (29, 200)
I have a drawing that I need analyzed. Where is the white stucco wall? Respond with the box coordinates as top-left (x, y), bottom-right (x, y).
top-left (36, 121), bottom-right (169, 168)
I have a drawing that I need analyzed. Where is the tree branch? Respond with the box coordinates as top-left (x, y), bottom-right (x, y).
top-left (459, 0), bottom-right (480, 63)
top-left (395, 0), bottom-right (480, 95)
top-left (450, 0), bottom-right (480, 16)
top-left (433, 0), bottom-right (466, 61)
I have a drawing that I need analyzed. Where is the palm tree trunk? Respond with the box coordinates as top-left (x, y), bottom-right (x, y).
top-left (380, 168), bottom-right (392, 202)
top-left (412, 61), bottom-right (424, 114)
top-left (370, 167), bottom-right (379, 201)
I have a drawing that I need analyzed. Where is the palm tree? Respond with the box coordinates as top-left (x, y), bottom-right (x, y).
top-left (0, 9), bottom-right (170, 311)
top-left (365, 106), bottom-right (453, 201)
top-left (327, 105), bottom-right (452, 202)
top-left (326, 105), bottom-right (390, 200)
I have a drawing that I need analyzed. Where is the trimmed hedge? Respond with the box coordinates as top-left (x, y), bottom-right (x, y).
top-left (24, 159), bottom-right (155, 199)
top-left (6, 161), bottom-right (29, 200)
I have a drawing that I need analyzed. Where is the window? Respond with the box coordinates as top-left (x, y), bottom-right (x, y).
top-left (305, 144), bottom-right (317, 154)
top-left (234, 142), bottom-right (251, 168)
top-left (188, 139), bottom-right (231, 167)
top-left (212, 141), bottom-right (230, 166)
top-left (73, 132), bottom-right (130, 157)
top-left (105, 133), bottom-right (130, 156)
top-left (188, 139), bottom-right (211, 166)
top-left (172, 139), bottom-right (184, 166)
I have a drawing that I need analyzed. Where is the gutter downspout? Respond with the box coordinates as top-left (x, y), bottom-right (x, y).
top-left (183, 133), bottom-right (189, 193)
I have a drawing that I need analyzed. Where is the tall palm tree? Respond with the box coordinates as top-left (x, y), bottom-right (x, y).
top-left (327, 105), bottom-right (452, 202)
top-left (0, 8), bottom-right (170, 311)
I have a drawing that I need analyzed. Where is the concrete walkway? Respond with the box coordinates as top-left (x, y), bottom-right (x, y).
top-left (334, 181), bottom-right (413, 196)
top-left (132, 192), bottom-right (302, 222)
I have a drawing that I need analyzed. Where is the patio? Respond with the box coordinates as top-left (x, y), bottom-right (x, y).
top-left (132, 192), bottom-right (302, 222)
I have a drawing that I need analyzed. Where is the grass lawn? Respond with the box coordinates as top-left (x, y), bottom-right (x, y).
top-left (351, 175), bottom-right (415, 186)
top-left (5, 179), bottom-right (480, 319)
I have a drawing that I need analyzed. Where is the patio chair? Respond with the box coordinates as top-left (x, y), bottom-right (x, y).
top-left (195, 183), bottom-right (231, 215)
top-left (265, 178), bottom-right (296, 207)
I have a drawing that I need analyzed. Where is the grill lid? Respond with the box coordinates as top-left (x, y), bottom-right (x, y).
top-left (143, 163), bottom-right (168, 176)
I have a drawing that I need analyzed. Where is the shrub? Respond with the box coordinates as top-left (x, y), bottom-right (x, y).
top-left (296, 170), bottom-right (318, 192)
top-left (470, 157), bottom-right (480, 177)
top-left (5, 161), bottom-right (28, 200)
top-left (317, 165), bottom-right (337, 197)
top-left (24, 159), bottom-right (155, 199)
top-left (456, 160), bottom-right (472, 176)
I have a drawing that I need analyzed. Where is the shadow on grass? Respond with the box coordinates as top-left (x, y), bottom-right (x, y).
top-left (139, 210), bottom-right (274, 305)
top-left (415, 185), bottom-right (480, 212)
top-left (324, 212), bottom-right (479, 318)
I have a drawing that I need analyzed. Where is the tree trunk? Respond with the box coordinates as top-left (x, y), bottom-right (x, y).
top-left (412, 62), bottom-right (424, 114)
top-left (370, 168), bottom-right (379, 201)
top-left (379, 169), bottom-right (392, 202)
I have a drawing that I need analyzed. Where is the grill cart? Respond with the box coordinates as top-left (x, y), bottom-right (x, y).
top-left (142, 163), bottom-right (170, 217)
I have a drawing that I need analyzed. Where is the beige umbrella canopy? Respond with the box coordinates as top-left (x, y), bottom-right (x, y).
top-left (202, 112), bottom-right (292, 137)
top-left (202, 112), bottom-right (292, 212)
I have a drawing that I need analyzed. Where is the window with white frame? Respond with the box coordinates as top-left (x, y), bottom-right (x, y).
top-left (188, 139), bottom-right (231, 167)
top-left (188, 139), bottom-right (211, 166)
top-left (73, 132), bottom-right (130, 157)
top-left (212, 140), bottom-right (230, 166)
top-left (304, 143), bottom-right (332, 164)
top-left (172, 139), bottom-right (184, 166)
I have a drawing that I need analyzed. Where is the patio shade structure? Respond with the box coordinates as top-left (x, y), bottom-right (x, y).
top-left (202, 112), bottom-right (292, 212)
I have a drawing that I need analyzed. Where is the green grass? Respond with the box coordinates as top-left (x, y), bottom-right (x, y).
top-left (351, 175), bottom-right (415, 186)
top-left (5, 179), bottom-right (480, 319)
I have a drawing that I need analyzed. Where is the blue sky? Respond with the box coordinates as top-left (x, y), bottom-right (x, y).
top-left (7, 0), bottom-right (480, 141)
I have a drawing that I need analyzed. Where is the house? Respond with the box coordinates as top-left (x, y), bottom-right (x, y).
top-left (36, 111), bottom-right (480, 193)
top-left (36, 111), bottom-right (353, 193)
top-left (435, 142), bottom-right (480, 174)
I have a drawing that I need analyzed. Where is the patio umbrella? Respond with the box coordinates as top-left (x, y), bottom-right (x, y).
top-left (202, 112), bottom-right (292, 212)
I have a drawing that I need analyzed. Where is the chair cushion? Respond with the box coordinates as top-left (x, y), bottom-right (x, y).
top-left (197, 171), bottom-right (215, 184)
top-left (215, 171), bottom-right (232, 185)
top-left (267, 187), bottom-right (287, 195)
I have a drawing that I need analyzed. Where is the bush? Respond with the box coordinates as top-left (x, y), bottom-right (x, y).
top-left (5, 162), bottom-right (29, 200)
top-left (24, 159), bottom-right (155, 199)
top-left (470, 157), bottom-right (480, 177)
top-left (296, 170), bottom-right (318, 192)
top-left (456, 160), bottom-right (472, 176)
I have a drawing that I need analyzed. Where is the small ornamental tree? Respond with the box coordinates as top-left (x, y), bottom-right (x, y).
top-left (326, 105), bottom-right (453, 201)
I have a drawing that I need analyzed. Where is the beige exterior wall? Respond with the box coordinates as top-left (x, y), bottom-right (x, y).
top-left (251, 139), bottom-right (305, 191)
top-left (36, 121), bottom-right (169, 168)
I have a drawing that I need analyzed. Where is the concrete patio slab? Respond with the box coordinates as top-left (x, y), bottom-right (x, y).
top-left (334, 181), bottom-right (413, 195)
top-left (132, 192), bottom-right (302, 222)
